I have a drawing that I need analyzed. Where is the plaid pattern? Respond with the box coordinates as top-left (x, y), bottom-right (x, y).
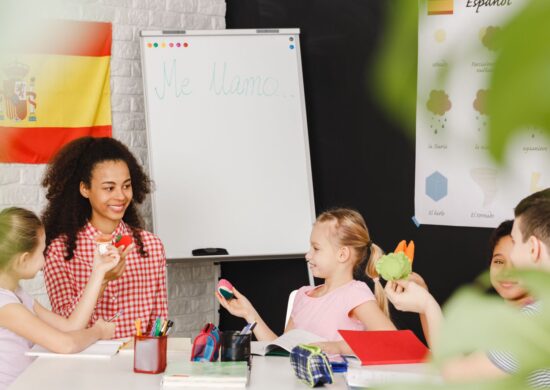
top-left (44, 221), bottom-right (168, 338)
top-left (290, 344), bottom-right (333, 387)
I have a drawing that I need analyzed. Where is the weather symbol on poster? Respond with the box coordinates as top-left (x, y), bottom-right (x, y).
top-left (470, 167), bottom-right (498, 207)
top-left (426, 90), bottom-right (451, 134)
top-left (480, 26), bottom-right (501, 51)
top-left (473, 89), bottom-right (488, 132)
top-left (434, 29), bottom-right (446, 43)
top-left (426, 171), bottom-right (448, 202)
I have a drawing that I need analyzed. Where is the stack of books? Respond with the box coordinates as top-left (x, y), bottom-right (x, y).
top-left (161, 361), bottom-right (249, 388)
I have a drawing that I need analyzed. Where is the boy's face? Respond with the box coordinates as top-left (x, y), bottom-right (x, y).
top-left (510, 217), bottom-right (535, 269)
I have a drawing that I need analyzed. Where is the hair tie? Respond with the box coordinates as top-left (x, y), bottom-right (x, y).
top-left (366, 241), bottom-right (373, 248)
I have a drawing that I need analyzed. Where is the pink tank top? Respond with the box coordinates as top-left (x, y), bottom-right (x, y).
top-left (290, 280), bottom-right (375, 341)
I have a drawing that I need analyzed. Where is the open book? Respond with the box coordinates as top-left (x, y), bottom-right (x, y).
top-left (251, 329), bottom-right (326, 356)
top-left (25, 339), bottom-right (129, 359)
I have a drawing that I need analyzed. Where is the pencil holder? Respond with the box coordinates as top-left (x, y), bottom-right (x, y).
top-left (133, 335), bottom-right (167, 374)
top-left (220, 331), bottom-right (251, 362)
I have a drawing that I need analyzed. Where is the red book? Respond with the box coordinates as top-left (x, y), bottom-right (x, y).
top-left (339, 330), bottom-right (429, 365)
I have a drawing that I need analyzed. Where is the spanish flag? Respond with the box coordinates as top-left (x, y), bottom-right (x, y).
top-left (0, 20), bottom-right (112, 163)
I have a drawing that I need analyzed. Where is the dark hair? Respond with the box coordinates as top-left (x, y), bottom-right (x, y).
top-left (487, 220), bottom-right (513, 265)
top-left (0, 207), bottom-right (43, 270)
top-left (42, 137), bottom-right (151, 260)
top-left (514, 188), bottom-right (550, 248)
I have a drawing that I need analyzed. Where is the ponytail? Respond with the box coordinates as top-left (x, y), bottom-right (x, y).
top-left (363, 243), bottom-right (390, 317)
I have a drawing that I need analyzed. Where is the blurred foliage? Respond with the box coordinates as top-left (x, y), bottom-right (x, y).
top-left (376, 270), bottom-right (550, 389)
top-left (373, 0), bottom-right (550, 161)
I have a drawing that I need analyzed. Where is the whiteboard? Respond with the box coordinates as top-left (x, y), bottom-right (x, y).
top-left (140, 29), bottom-right (315, 260)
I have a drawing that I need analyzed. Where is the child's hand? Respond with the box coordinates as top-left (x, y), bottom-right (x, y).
top-left (385, 279), bottom-right (435, 314)
top-left (216, 287), bottom-right (257, 323)
top-left (92, 234), bottom-right (120, 274)
top-left (93, 318), bottom-right (116, 340)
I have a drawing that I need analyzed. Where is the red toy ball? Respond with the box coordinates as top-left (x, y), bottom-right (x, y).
top-left (114, 234), bottom-right (133, 248)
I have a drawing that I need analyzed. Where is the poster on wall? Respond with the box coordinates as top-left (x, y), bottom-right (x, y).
top-left (415, 0), bottom-right (550, 228)
top-left (0, 20), bottom-right (112, 164)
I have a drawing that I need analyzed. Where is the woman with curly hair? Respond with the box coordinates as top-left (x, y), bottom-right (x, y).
top-left (42, 137), bottom-right (168, 338)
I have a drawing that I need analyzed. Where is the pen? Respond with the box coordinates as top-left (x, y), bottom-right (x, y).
top-left (164, 320), bottom-right (174, 336)
top-left (107, 310), bottom-right (123, 322)
top-left (240, 321), bottom-right (257, 335)
top-left (160, 319), bottom-right (168, 336)
top-left (154, 317), bottom-right (163, 336)
top-left (135, 319), bottom-right (142, 336)
top-left (151, 318), bottom-right (159, 336)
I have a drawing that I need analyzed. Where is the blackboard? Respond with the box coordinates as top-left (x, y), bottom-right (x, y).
top-left (140, 29), bottom-right (315, 260)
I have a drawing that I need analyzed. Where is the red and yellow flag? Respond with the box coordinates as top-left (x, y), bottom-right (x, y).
top-left (0, 20), bottom-right (112, 163)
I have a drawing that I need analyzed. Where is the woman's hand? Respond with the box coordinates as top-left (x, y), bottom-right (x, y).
top-left (97, 237), bottom-right (135, 284)
top-left (215, 287), bottom-right (257, 323)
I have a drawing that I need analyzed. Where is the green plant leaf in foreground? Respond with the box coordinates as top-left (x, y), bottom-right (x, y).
top-left (487, 0), bottom-right (550, 161)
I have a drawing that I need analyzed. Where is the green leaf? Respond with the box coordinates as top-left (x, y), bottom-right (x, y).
top-left (487, 0), bottom-right (550, 161)
top-left (372, 1), bottom-right (419, 137)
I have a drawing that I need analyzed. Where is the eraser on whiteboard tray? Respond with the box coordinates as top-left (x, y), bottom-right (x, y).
top-left (192, 248), bottom-right (229, 256)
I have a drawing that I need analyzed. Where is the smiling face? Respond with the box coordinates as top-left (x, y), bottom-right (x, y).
top-left (80, 160), bottom-right (133, 233)
top-left (304, 221), bottom-right (340, 279)
top-left (490, 235), bottom-right (528, 303)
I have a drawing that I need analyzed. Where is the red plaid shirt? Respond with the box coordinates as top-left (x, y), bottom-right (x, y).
top-left (44, 221), bottom-right (168, 338)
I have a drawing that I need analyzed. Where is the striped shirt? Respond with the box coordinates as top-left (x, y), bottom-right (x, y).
top-left (44, 221), bottom-right (168, 338)
top-left (487, 302), bottom-right (550, 388)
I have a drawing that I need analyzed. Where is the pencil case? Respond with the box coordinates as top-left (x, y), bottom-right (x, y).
top-left (191, 323), bottom-right (221, 362)
top-left (134, 335), bottom-right (167, 374)
top-left (290, 344), bottom-right (333, 387)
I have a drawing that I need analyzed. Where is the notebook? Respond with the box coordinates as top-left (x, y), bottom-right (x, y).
top-left (25, 339), bottom-right (127, 359)
top-left (251, 329), bottom-right (326, 356)
top-left (161, 361), bottom-right (249, 388)
top-left (338, 329), bottom-right (429, 365)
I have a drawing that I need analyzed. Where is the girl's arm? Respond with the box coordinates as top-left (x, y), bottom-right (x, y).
top-left (36, 245), bottom-right (120, 332)
top-left (313, 301), bottom-right (397, 355)
top-left (352, 300), bottom-right (397, 331)
top-left (216, 287), bottom-right (278, 341)
top-left (0, 303), bottom-right (115, 354)
top-left (441, 351), bottom-right (507, 382)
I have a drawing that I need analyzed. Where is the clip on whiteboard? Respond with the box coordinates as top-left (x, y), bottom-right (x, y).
top-left (192, 248), bottom-right (229, 256)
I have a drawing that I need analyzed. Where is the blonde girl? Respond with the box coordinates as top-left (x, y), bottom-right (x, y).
top-left (217, 208), bottom-right (395, 354)
top-left (0, 207), bottom-right (118, 388)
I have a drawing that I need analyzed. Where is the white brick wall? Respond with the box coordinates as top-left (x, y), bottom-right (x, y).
top-left (0, 0), bottom-right (225, 338)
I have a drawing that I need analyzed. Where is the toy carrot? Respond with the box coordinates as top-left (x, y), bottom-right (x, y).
top-left (404, 240), bottom-right (415, 264)
top-left (394, 240), bottom-right (407, 254)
